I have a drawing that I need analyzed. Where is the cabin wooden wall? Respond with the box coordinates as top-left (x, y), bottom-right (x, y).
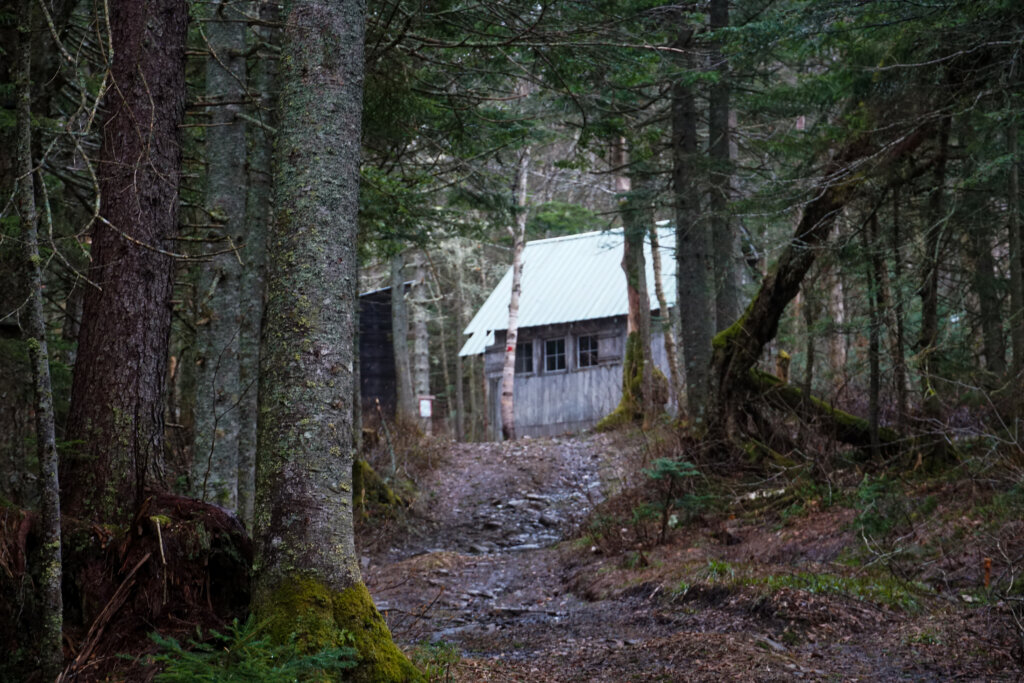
top-left (484, 316), bottom-right (672, 439)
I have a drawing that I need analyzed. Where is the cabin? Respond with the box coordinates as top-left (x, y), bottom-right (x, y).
top-left (459, 227), bottom-right (676, 439)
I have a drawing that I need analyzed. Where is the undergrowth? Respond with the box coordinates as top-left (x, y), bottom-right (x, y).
top-left (147, 616), bottom-right (358, 682)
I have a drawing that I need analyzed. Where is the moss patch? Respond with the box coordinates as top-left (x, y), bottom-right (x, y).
top-left (257, 577), bottom-right (424, 682)
top-left (352, 459), bottom-right (402, 518)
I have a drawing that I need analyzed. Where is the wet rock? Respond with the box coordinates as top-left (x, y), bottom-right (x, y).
top-left (470, 543), bottom-right (490, 554)
top-left (539, 513), bottom-right (560, 527)
top-left (507, 543), bottom-right (541, 552)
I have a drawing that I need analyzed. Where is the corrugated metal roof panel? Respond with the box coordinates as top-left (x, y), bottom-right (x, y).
top-left (459, 227), bottom-right (675, 356)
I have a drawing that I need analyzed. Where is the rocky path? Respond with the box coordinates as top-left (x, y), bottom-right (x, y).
top-left (361, 436), bottom-right (1018, 682)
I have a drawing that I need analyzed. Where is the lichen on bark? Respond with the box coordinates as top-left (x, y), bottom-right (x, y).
top-left (251, 0), bottom-right (418, 678)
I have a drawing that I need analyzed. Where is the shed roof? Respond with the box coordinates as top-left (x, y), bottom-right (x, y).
top-left (459, 226), bottom-right (676, 356)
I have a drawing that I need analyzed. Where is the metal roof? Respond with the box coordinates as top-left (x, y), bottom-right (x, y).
top-left (459, 227), bottom-right (676, 356)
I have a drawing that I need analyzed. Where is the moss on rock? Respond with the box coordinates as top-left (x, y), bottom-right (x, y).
top-left (352, 459), bottom-right (404, 519)
top-left (258, 576), bottom-right (424, 682)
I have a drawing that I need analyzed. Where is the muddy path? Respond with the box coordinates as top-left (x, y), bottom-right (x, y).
top-left (361, 436), bottom-right (1019, 682)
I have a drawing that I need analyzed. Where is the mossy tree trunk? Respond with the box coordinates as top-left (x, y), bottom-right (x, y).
top-left (61, 0), bottom-right (188, 525)
top-left (708, 136), bottom-right (884, 445)
top-left (251, 1), bottom-right (420, 679)
top-left (15, 0), bottom-right (63, 675)
top-left (194, 0), bottom-right (248, 510)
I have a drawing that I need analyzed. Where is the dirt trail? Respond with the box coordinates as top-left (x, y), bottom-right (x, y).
top-left (362, 436), bottom-right (1018, 682)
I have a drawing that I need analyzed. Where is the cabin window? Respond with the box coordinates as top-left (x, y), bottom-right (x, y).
top-left (514, 341), bottom-right (533, 374)
top-left (544, 338), bottom-right (566, 372)
top-left (578, 335), bottom-right (599, 368)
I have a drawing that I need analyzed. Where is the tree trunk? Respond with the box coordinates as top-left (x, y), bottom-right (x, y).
top-left (500, 146), bottom-right (530, 441)
top-left (15, 2), bottom-right (62, 674)
top-left (1009, 123), bottom-right (1023, 387)
top-left (411, 253), bottom-right (430, 434)
top-left (709, 0), bottom-right (741, 330)
top-left (673, 20), bottom-right (715, 425)
top-left (826, 259), bottom-right (847, 391)
top-left (970, 209), bottom-right (1006, 379)
top-left (918, 117), bottom-right (950, 424)
top-left (62, 0), bottom-right (188, 525)
top-left (250, 1), bottom-right (418, 678)
top-left (238, 0), bottom-right (278, 529)
top-left (391, 252), bottom-right (414, 424)
top-left (708, 137), bottom-right (879, 443)
top-left (649, 225), bottom-right (681, 411)
top-left (602, 137), bottom-right (661, 427)
top-left (865, 212), bottom-right (884, 459)
top-left (890, 186), bottom-right (909, 428)
top-left (453, 241), bottom-right (467, 441)
top-left (194, 0), bottom-right (247, 510)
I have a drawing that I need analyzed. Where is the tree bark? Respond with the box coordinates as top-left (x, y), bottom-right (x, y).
top-left (709, 0), bottom-right (741, 330)
top-left (969, 208), bottom-right (1006, 379)
top-left (391, 252), bottom-right (414, 424)
top-left (602, 137), bottom-right (661, 427)
top-left (918, 117), bottom-right (950, 423)
top-left (453, 241), bottom-right (467, 441)
top-left (708, 137), bottom-right (876, 442)
top-left (62, 0), bottom-right (188, 524)
top-left (251, 0), bottom-right (418, 678)
top-left (649, 225), bottom-right (681, 411)
top-left (15, 2), bottom-right (62, 674)
top-left (890, 186), bottom-right (909, 428)
top-left (500, 146), bottom-right (530, 441)
top-left (411, 252), bottom-right (430, 434)
top-left (826, 258), bottom-right (847, 391)
top-left (865, 212), bottom-right (884, 459)
top-left (238, 0), bottom-right (278, 529)
top-left (673, 20), bottom-right (715, 424)
top-left (194, 0), bottom-right (248, 510)
top-left (1008, 123), bottom-right (1023, 386)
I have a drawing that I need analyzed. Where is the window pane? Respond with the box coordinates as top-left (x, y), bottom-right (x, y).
top-left (514, 341), bottom-right (533, 374)
top-left (578, 335), bottom-right (598, 367)
top-left (545, 338), bottom-right (566, 371)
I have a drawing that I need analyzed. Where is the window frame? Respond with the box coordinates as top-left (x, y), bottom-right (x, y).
top-left (577, 334), bottom-right (599, 369)
top-left (544, 337), bottom-right (567, 373)
top-left (514, 340), bottom-right (534, 375)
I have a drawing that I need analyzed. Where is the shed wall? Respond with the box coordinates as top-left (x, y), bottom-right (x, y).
top-left (485, 316), bottom-right (673, 439)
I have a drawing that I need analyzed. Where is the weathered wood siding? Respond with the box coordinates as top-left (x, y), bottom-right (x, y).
top-left (485, 315), bottom-right (673, 439)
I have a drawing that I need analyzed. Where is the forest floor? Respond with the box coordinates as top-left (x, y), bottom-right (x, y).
top-left (360, 432), bottom-right (1023, 682)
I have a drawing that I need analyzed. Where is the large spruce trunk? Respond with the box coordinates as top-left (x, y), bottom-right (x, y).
top-left (250, 0), bottom-right (419, 678)
top-left (61, 0), bottom-right (188, 524)
top-left (673, 20), bottom-right (714, 424)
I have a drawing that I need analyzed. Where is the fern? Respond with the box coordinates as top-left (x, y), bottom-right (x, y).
top-left (150, 615), bottom-right (358, 682)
